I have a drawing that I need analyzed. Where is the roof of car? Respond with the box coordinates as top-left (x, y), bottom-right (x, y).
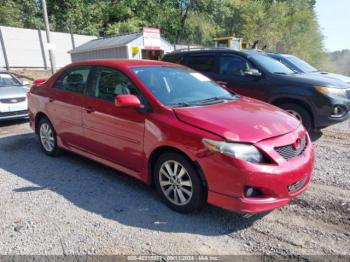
top-left (69, 59), bottom-right (177, 68)
top-left (164, 48), bottom-right (266, 57)
top-left (266, 52), bottom-right (291, 58)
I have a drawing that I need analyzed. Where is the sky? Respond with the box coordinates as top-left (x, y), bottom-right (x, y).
top-left (315, 0), bottom-right (350, 52)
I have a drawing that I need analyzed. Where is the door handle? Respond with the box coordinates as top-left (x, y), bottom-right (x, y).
top-left (85, 106), bottom-right (95, 113)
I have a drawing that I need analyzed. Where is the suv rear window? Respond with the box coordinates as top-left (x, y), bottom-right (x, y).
top-left (163, 54), bottom-right (184, 64)
top-left (187, 55), bottom-right (216, 72)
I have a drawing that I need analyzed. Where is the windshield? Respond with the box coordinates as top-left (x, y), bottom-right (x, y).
top-left (0, 73), bottom-right (21, 87)
top-left (252, 54), bottom-right (295, 75)
top-left (131, 66), bottom-right (236, 107)
top-left (284, 55), bottom-right (318, 73)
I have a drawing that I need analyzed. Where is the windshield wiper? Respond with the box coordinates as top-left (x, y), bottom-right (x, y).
top-left (168, 95), bottom-right (237, 108)
top-left (168, 102), bottom-right (193, 108)
top-left (191, 96), bottom-right (236, 105)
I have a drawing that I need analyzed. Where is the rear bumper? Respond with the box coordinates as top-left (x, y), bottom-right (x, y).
top-left (199, 125), bottom-right (314, 214)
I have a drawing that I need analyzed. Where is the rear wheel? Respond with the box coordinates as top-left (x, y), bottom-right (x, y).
top-left (38, 117), bottom-right (61, 156)
top-left (154, 152), bottom-right (205, 213)
top-left (278, 103), bottom-right (312, 131)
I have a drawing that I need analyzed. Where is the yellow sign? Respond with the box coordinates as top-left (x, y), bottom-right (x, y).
top-left (131, 46), bottom-right (140, 56)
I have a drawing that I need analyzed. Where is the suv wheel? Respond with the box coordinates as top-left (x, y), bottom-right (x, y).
top-left (154, 152), bottom-right (205, 213)
top-left (279, 103), bottom-right (312, 131)
top-left (38, 117), bottom-right (61, 156)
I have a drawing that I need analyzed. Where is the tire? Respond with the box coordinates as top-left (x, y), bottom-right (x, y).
top-left (38, 117), bottom-right (61, 156)
top-left (154, 152), bottom-right (206, 213)
top-left (278, 103), bottom-right (312, 131)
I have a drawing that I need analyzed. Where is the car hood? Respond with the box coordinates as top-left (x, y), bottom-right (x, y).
top-left (0, 85), bottom-right (28, 99)
top-left (311, 72), bottom-right (350, 85)
top-left (174, 97), bottom-right (300, 143)
top-left (278, 73), bottom-right (350, 88)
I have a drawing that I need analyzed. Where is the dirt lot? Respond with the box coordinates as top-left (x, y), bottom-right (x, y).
top-left (0, 119), bottom-right (349, 257)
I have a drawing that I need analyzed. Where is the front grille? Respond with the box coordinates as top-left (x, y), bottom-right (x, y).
top-left (0, 97), bottom-right (26, 104)
top-left (275, 135), bottom-right (307, 160)
top-left (0, 110), bottom-right (28, 117)
top-left (346, 89), bottom-right (350, 99)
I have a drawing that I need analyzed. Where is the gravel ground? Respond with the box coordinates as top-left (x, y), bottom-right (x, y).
top-left (0, 119), bottom-right (349, 256)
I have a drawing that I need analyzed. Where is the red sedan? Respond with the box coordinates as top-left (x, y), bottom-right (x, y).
top-left (28, 60), bottom-right (314, 214)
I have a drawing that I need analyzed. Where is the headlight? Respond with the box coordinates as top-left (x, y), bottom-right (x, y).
top-left (315, 86), bottom-right (347, 98)
top-left (202, 139), bottom-right (265, 163)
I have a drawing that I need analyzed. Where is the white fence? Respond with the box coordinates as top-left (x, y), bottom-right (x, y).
top-left (0, 26), bottom-right (97, 69)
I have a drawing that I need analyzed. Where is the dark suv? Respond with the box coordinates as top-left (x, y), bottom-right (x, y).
top-left (163, 49), bottom-right (350, 131)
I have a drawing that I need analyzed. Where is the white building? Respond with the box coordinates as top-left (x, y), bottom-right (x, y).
top-left (69, 28), bottom-right (174, 62)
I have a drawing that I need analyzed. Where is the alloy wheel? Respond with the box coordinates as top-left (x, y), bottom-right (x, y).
top-left (159, 160), bottom-right (193, 206)
top-left (40, 122), bottom-right (55, 152)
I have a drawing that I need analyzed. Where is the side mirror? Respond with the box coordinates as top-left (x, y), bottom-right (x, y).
top-left (115, 94), bottom-right (142, 108)
top-left (244, 69), bottom-right (262, 77)
top-left (33, 79), bottom-right (46, 87)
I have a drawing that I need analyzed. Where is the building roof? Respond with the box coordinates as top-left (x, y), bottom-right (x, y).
top-left (69, 32), bottom-right (142, 54)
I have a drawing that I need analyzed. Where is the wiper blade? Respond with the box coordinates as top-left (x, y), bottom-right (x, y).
top-left (191, 96), bottom-right (236, 104)
top-left (273, 72), bottom-right (288, 75)
top-left (169, 96), bottom-right (237, 108)
top-left (168, 102), bottom-right (193, 108)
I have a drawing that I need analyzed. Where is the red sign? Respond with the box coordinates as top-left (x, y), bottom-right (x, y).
top-left (143, 27), bottom-right (161, 49)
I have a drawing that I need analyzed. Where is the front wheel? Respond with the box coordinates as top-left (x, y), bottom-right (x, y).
top-left (154, 152), bottom-right (206, 213)
top-left (38, 117), bottom-right (61, 156)
top-left (279, 103), bottom-right (312, 131)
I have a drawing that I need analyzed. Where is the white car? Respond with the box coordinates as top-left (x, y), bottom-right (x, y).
top-left (0, 72), bottom-right (29, 120)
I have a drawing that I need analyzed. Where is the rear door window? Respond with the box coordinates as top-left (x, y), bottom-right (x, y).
top-left (187, 55), bottom-right (216, 73)
top-left (55, 67), bottom-right (91, 94)
top-left (163, 54), bottom-right (184, 64)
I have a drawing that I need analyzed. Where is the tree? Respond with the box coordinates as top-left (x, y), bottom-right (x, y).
top-left (0, 0), bottom-right (330, 69)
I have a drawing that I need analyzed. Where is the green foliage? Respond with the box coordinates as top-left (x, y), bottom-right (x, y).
top-left (0, 0), bottom-right (329, 68)
top-left (329, 50), bottom-right (350, 76)
top-left (0, 0), bottom-right (41, 28)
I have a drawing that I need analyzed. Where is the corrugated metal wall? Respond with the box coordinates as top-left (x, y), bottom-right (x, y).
top-left (0, 26), bottom-right (96, 69)
top-left (71, 46), bottom-right (128, 62)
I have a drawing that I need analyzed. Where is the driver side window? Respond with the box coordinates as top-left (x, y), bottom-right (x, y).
top-left (88, 67), bottom-right (141, 102)
top-left (219, 55), bottom-right (254, 76)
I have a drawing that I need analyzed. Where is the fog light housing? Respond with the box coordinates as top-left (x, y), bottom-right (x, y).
top-left (244, 186), bottom-right (263, 198)
top-left (331, 105), bottom-right (346, 118)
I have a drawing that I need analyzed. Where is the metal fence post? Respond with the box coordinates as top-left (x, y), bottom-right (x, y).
top-left (0, 26), bottom-right (10, 70)
top-left (69, 27), bottom-right (76, 49)
top-left (37, 29), bottom-right (48, 69)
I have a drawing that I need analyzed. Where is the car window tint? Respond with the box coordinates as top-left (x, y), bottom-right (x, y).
top-left (89, 67), bottom-right (141, 102)
top-left (56, 67), bottom-right (90, 94)
top-left (163, 54), bottom-right (184, 64)
top-left (187, 55), bottom-right (216, 72)
top-left (219, 56), bottom-right (253, 76)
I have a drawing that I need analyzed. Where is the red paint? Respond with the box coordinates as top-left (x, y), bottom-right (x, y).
top-left (115, 94), bottom-right (141, 108)
top-left (28, 59), bottom-right (314, 214)
top-left (33, 79), bottom-right (47, 87)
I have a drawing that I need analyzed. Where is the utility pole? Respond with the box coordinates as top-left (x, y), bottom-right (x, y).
top-left (41, 0), bottom-right (56, 74)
